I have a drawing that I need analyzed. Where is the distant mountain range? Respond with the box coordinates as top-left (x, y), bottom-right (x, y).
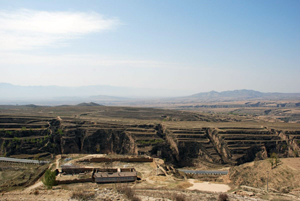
top-left (187, 89), bottom-right (300, 100)
top-left (0, 83), bottom-right (299, 105)
top-left (0, 82), bottom-right (190, 101)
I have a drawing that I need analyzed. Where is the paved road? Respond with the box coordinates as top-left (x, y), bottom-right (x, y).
top-left (178, 169), bottom-right (228, 175)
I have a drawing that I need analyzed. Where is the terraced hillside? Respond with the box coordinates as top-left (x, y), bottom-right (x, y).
top-left (163, 127), bottom-right (223, 166)
top-left (0, 115), bottom-right (58, 156)
top-left (0, 105), bottom-right (299, 166)
top-left (210, 127), bottom-right (288, 164)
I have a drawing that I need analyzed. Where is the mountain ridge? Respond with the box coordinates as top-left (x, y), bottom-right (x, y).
top-left (1, 83), bottom-right (300, 105)
top-left (188, 89), bottom-right (300, 100)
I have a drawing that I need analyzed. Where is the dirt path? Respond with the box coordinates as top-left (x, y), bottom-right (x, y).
top-left (56, 155), bottom-right (61, 169)
top-left (23, 155), bottom-right (61, 193)
top-left (23, 181), bottom-right (43, 192)
top-left (187, 179), bottom-right (230, 192)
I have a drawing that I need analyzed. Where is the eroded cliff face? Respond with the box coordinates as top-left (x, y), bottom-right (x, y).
top-left (1, 116), bottom-right (299, 166)
top-left (61, 129), bottom-right (134, 154)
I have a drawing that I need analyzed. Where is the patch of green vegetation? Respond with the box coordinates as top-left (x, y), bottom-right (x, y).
top-left (137, 138), bottom-right (164, 145)
top-left (5, 130), bottom-right (13, 135)
top-left (13, 137), bottom-right (20, 142)
top-left (21, 127), bottom-right (27, 131)
top-left (269, 152), bottom-right (280, 168)
top-left (38, 138), bottom-right (44, 144)
top-left (57, 129), bottom-right (64, 135)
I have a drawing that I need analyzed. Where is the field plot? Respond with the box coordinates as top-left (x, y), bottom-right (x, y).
top-left (0, 161), bottom-right (48, 192)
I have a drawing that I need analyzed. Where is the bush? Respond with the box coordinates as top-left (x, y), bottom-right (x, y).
top-left (42, 169), bottom-right (57, 189)
top-left (218, 193), bottom-right (229, 201)
top-left (174, 193), bottom-right (186, 201)
top-left (33, 189), bottom-right (39, 195)
top-left (57, 129), bottom-right (64, 135)
top-left (116, 185), bottom-right (140, 201)
top-left (71, 191), bottom-right (95, 201)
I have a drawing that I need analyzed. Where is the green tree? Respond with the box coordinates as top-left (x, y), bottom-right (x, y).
top-left (42, 169), bottom-right (57, 189)
top-left (271, 152), bottom-right (280, 167)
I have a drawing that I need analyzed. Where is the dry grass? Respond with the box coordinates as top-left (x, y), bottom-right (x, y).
top-left (116, 185), bottom-right (141, 201)
top-left (229, 158), bottom-right (300, 193)
top-left (71, 190), bottom-right (95, 201)
top-left (176, 181), bottom-right (193, 189)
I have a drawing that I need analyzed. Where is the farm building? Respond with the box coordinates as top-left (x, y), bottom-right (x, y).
top-left (59, 165), bottom-right (137, 183)
top-left (94, 168), bottom-right (137, 183)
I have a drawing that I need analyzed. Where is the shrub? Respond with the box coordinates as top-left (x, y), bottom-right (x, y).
top-left (271, 152), bottom-right (280, 166)
top-left (71, 191), bottom-right (95, 201)
top-left (5, 130), bottom-right (13, 135)
top-left (42, 169), bottom-right (57, 189)
top-left (57, 129), bottom-right (64, 135)
top-left (174, 194), bottom-right (186, 201)
top-left (33, 189), bottom-right (39, 195)
top-left (131, 197), bottom-right (141, 201)
top-left (13, 137), bottom-right (20, 142)
top-left (116, 185), bottom-right (140, 201)
top-left (218, 193), bottom-right (229, 201)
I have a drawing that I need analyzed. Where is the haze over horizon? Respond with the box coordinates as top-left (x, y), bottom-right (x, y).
top-left (1, 0), bottom-right (299, 94)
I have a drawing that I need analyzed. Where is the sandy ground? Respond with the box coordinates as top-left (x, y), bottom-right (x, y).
top-left (23, 181), bottom-right (43, 193)
top-left (187, 179), bottom-right (230, 192)
top-left (281, 158), bottom-right (300, 171)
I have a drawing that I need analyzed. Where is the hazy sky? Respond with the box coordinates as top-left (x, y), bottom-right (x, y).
top-left (0, 0), bottom-right (299, 93)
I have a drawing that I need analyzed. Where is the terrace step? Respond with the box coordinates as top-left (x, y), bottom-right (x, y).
top-left (126, 131), bottom-right (157, 135)
top-left (226, 140), bottom-right (284, 144)
top-left (218, 132), bottom-right (272, 135)
top-left (125, 128), bottom-right (156, 132)
top-left (176, 139), bottom-right (210, 143)
top-left (222, 136), bottom-right (281, 140)
top-left (134, 137), bottom-right (162, 140)
top-left (174, 135), bottom-right (207, 139)
top-left (172, 131), bottom-right (205, 134)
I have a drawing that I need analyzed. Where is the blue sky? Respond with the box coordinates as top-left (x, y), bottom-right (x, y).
top-left (0, 0), bottom-right (299, 95)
